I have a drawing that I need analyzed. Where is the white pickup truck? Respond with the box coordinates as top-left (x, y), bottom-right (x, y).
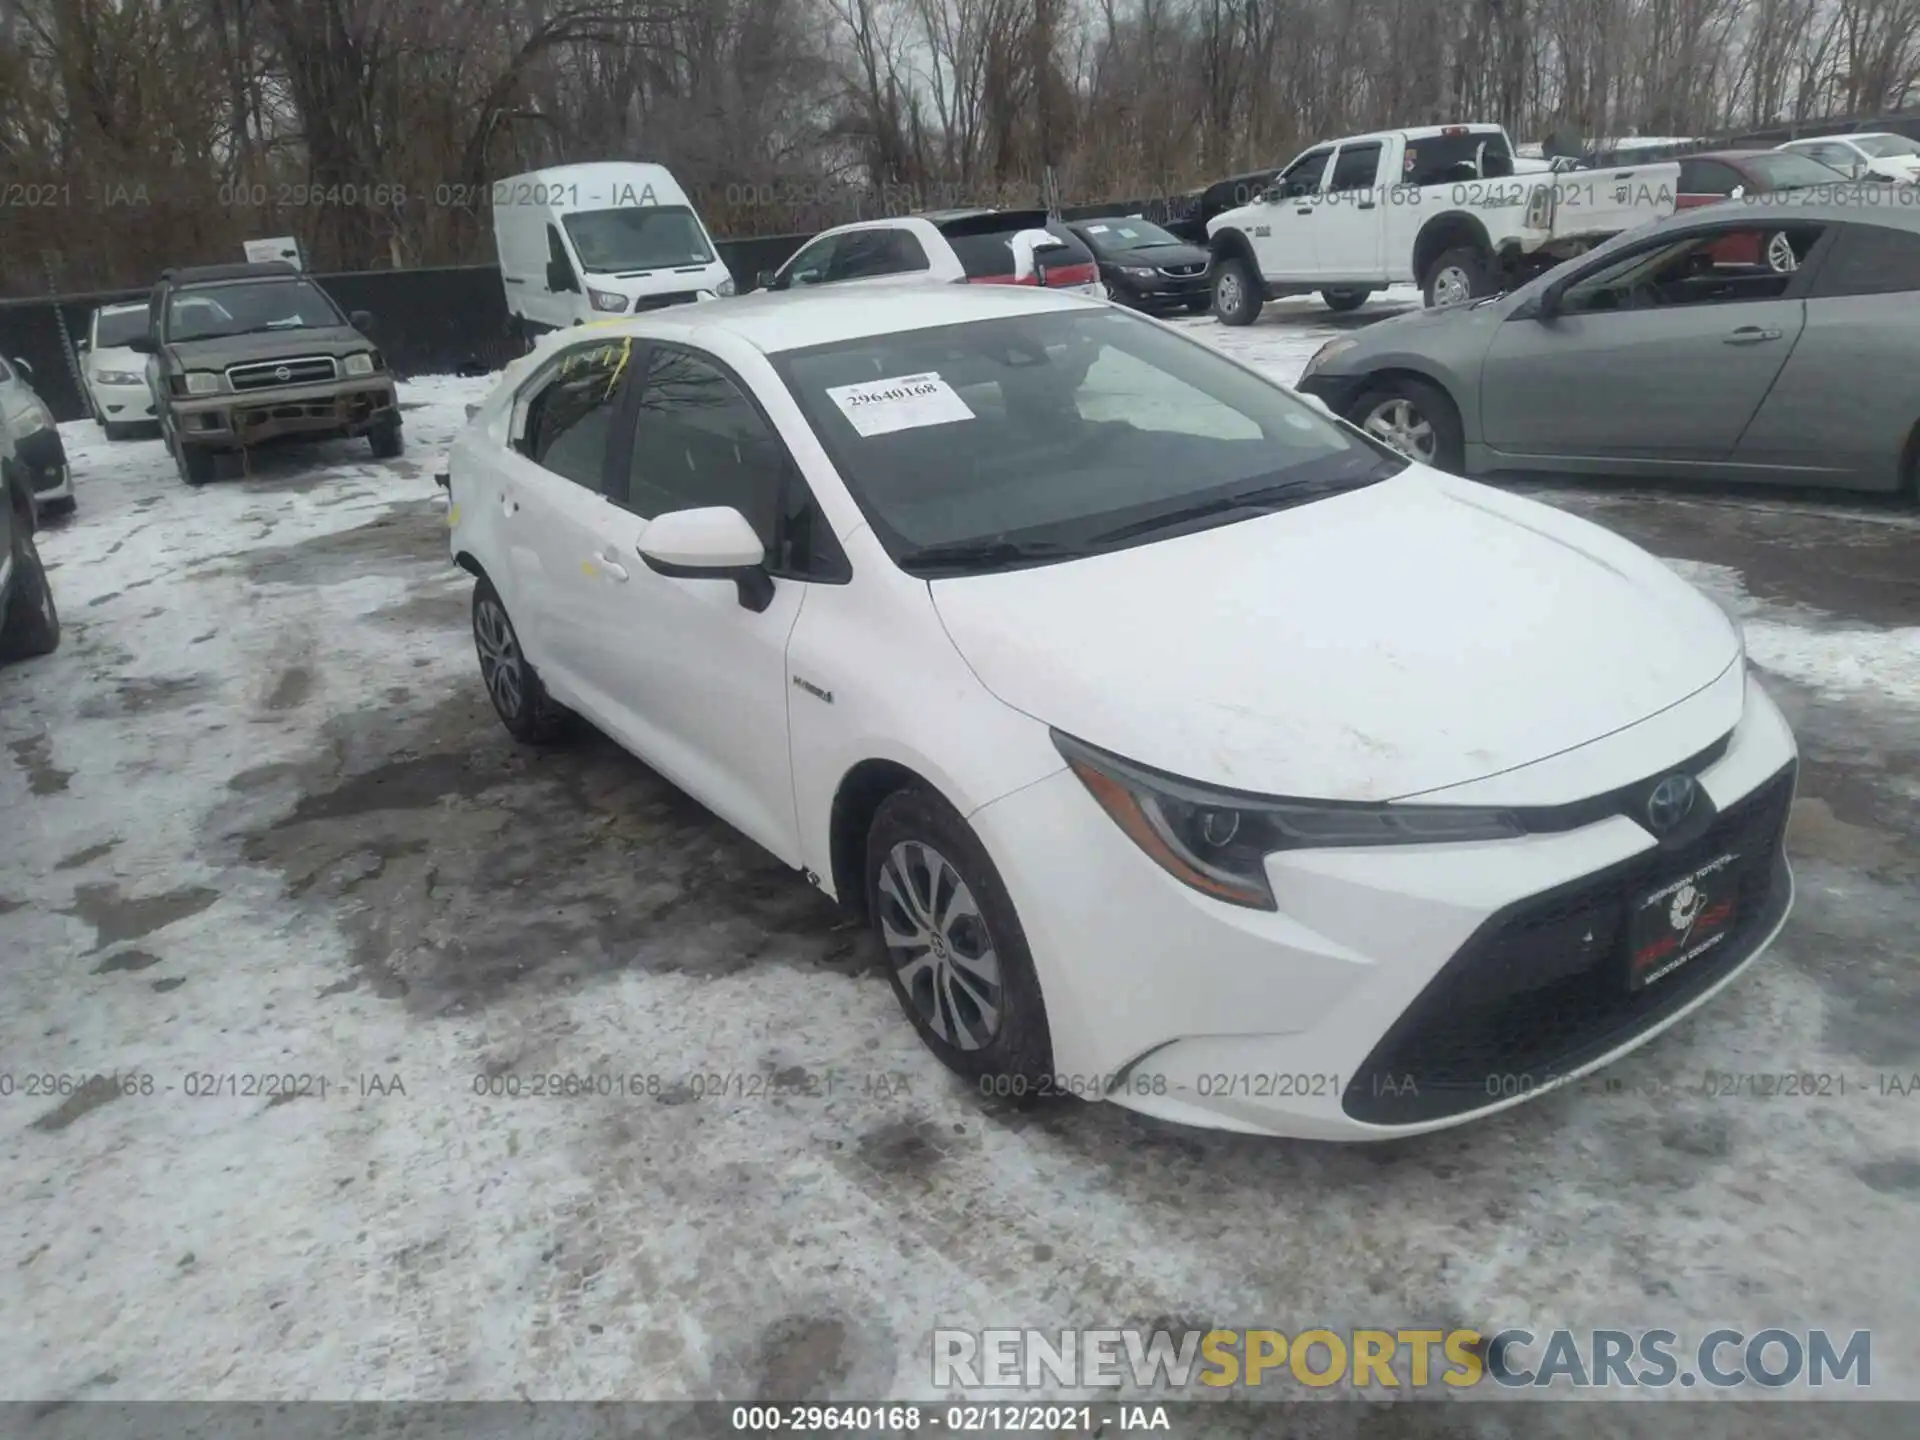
top-left (1204, 123), bottom-right (1681, 322)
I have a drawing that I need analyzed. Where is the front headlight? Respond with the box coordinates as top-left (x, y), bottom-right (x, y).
top-left (95, 369), bottom-right (142, 386)
top-left (1301, 337), bottom-right (1359, 380)
top-left (184, 371), bottom-right (221, 395)
top-left (1054, 731), bottom-right (1525, 910)
top-left (342, 351), bottom-right (376, 377)
top-left (13, 407), bottom-right (46, 437)
top-left (716, 276), bottom-right (736, 297)
top-left (588, 287), bottom-right (629, 313)
top-left (1121, 266), bottom-right (1157, 279)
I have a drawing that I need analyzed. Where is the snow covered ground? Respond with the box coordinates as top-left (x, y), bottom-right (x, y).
top-left (2, 306), bottom-right (1917, 1419)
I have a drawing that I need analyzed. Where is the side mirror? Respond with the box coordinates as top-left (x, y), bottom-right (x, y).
top-left (11, 357), bottom-right (32, 382)
top-left (757, 269), bottom-right (779, 291)
top-left (546, 258), bottom-right (578, 294)
top-left (636, 506), bottom-right (774, 612)
top-left (349, 309), bottom-right (374, 331)
top-left (1261, 184), bottom-right (1285, 204)
top-left (127, 335), bottom-right (158, 355)
top-left (75, 338), bottom-right (89, 353)
top-left (1536, 284), bottom-right (1564, 320)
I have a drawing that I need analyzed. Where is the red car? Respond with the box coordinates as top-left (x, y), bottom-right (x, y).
top-left (1673, 149), bottom-right (1851, 271)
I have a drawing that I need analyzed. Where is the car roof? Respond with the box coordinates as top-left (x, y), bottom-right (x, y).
top-left (1687, 149), bottom-right (1772, 162)
top-left (97, 300), bottom-right (147, 314)
top-left (569, 283), bottom-right (1098, 357)
top-left (163, 262), bottom-right (300, 286)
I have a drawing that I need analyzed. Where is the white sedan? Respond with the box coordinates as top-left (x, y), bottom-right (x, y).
top-left (79, 299), bottom-right (160, 438)
top-left (1775, 132), bottom-right (1920, 183)
top-left (445, 285), bottom-right (1798, 1140)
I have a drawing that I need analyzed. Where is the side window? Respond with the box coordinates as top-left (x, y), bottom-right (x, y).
top-left (521, 339), bottom-right (630, 488)
top-left (1280, 149), bottom-right (1332, 197)
top-left (1679, 160), bottom-right (1740, 195)
top-left (1558, 225), bottom-right (1822, 314)
top-left (782, 236), bottom-right (838, 287)
top-left (1808, 222), bottom-right (1920, 297)
top-left (621, 347), bottom-right (784, 554)
top-left (545, 226), bottom-right (579, 293)
top-left (828, 230), bottom-right (905, 281)
top-left (1327, 143), bottom-right (1383, 194)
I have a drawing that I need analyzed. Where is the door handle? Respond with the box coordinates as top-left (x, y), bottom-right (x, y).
top-left (498, 491), bottom-right (519, 515)
top-left (1295, 206), bottom-right (1314, 216)
top-left (1356, 199), bottom-right (1377, 209)
top-left (595, 549), bottom-right (629, 582)
top-left (1723, 327), bottom-right (1782, 344)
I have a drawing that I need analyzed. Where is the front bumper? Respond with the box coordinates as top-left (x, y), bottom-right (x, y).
top-left (13, 428), bottom-right (71, 502)
top-left (1111, 269), bottom-right (1212, 306)
top-left (89, 377), bottom-right (157, 423)
top-left (968, 674), bottom-right (1798, 1140)
top-left (170, 376), bottom-right (399, 449)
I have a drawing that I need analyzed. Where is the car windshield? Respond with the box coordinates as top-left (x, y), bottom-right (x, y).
top-left (1855, 134), bottom-right (1920, 158)
top-left (770, 307), bottom-right (1405, 575)
top-left (1076, 220), bottom-right (1184, 252)
top-left (95, 308), bottom-right (148, 347)
top-left (561, 205), bottom-right (714, 272)
top-left (1742, 152), bottom-right (1849, 189)
top-left (167, 280), bottom-right (340, 340)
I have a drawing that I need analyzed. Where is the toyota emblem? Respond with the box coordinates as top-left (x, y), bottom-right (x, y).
top-left (1645, 774), bottom-right (1698, 834)
top-left (273, 365), bottom-right (292, 382)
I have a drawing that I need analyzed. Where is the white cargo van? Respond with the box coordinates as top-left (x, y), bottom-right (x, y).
top-left (491, 162), bottom-right (735, 335)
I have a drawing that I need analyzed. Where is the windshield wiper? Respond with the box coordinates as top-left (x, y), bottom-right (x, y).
top-left (1087, 476), bottom-right (1376, 547)
top-left (898, 537), bottom-right (1086, 575)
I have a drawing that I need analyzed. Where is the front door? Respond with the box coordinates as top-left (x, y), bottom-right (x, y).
top-left (1317, 140), bottom-right (1386, 281)
top-left (1479, 221), bottom-right (1825, 465)
top-left (1253, 146), bottom-right (1334, 281)
top-left (581, 343), bottom-right (811, 862)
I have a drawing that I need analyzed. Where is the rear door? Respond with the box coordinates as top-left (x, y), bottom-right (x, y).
top-left (1479, 219), bottom-right (1827, 467)
top-left (1729, 219), bottom-right (1920, 490)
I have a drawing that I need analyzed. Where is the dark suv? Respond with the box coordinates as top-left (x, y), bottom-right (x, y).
top-left (130, 262), bottom-right (402, 484)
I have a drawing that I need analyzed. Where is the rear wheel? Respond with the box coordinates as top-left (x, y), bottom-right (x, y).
top-left (1350, 377), bottom-right (1466, 472)
top-left (1422, 246), bottom-right (1494, 309)
top-left (0, 518), bottom-right (60, 662)
top-left (1212, 257), bottom-right (1264, 326)
top-left (1322, 288), bottom-right (1371, 312)
top-left (472, 577), bottom-right (571, 744)
top-left (865, 786), bottom-right (1054, 1097)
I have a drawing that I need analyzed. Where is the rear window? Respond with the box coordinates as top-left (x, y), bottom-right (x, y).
top-left (939, 213), bottom-right (1094, 279)
top-left (1741, 152), bottom-right (1851, 189)
top-left (1403, 131), bottom-right (1515, 187)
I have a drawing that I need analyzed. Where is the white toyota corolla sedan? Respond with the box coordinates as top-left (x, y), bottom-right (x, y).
top-left (445, 285), bottom-right (1798, 1141)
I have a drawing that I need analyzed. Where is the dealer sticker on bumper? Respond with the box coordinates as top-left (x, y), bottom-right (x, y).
top-left (1628, 851), bottom-right (1739, 991)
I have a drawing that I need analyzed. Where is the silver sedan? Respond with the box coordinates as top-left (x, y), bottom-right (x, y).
top-left (1296, 194), bottom-right (1920, 498)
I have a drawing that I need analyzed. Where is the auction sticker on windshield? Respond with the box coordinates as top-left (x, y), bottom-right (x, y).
top-left (827, 372), bottom-right (975, 437)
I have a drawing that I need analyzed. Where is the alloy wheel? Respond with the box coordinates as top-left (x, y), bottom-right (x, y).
top-left (1361, 397), bottom-right (1437, 462)
top-left (473, 596), bottom-right (525, 719)
top-left (1765, 232), bottom-right (1798, 273)
top-left (877, 840), bottom-right (1003, 1050)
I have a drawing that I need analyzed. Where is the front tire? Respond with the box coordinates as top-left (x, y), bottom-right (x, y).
top-left (865, 787), bottom-right (1053, 1097)
top-left (369, 421), bottom-right (404, 459)
top-left (1211, 256), bottom-right (1264, 326)
top-left (1322, 288), bottom-right (1371, 312)
top-left (1184, 295), bottom-right (1211, 315)
top-left (472, 577), bottom-right (571, 744)
top-left (1422, 246), bottom-right (1493, 308)
top-left (1350, 377), bottom-right (1466, 472)
top-left (0, 519), bottom-right (60, 662)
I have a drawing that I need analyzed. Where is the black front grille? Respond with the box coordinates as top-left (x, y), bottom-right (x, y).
top-left (1342, 762), bottom-right (1797, 1126)
top-left (227, 356), bottom-right (337, 390)
top-left (631, 291), bottom-right (701, 312)
top-left (1159, 263), bottom-right (1206, 277)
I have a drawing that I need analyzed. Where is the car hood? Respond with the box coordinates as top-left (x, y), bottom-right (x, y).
top-left (164, 326), bottom-right (371, 367)
top-left (930, 470), bottom-right (1741, 801)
